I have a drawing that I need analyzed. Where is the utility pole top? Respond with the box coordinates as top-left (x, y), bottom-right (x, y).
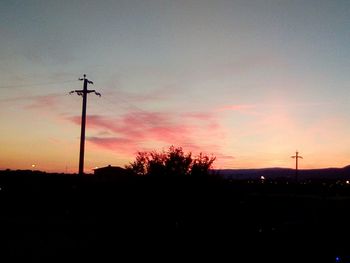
top-left (69, 74), bottom-right (101, 175)
top-left (291, 151), bottom-right (303, 160)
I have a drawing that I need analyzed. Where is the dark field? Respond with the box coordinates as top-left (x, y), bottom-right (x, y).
top-left (0, 172), bottom-right (349, 262)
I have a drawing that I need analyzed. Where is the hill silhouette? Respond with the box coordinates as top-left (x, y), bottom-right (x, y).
top-left (216, 165), bottom-right (350, 181)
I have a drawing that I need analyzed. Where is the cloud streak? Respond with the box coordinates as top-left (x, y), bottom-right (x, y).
top-left (25, 94), bottom-right (61, 110)
top-left (67, 110), bottom-right (227, 158)
top-left (217, 104), bottom-right (256, 112)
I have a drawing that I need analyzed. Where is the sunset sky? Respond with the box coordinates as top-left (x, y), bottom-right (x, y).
top-left (1, 0), bottom-right (350, 173)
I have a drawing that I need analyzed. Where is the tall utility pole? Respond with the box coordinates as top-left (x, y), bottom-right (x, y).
top-left (291, 151), bottom-right (303, 183)
top-left (70, 74), bottom-right (101, 175)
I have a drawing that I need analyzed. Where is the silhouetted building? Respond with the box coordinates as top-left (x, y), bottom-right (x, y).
top-left (94, 165), bottom-right (131, 177)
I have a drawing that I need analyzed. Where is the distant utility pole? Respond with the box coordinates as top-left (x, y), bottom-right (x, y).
top-left (291, 151), bottom-right (303, 183)
top-left (70, 74), bottom-right (101, 175)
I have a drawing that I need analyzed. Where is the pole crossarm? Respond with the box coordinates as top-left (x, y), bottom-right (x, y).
top-left (69, 90), bottom-right (101, 97)
top-left (291, 152), bottom-right (303, 159)
top-left (69, 74), bottom-right (101, 175)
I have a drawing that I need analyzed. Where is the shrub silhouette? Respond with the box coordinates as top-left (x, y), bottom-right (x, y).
top-left (126, 146), bottom-right (215, 176)
top-left (191, 152), bottom-right (216, 176)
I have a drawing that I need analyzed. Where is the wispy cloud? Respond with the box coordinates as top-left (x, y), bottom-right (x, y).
top-left (67, 110), bottom-right (226, 157)
top-left (87, 136), bottom-right (136, 154)
top-left (116, 88), bottom-right (172, 103)
top-left (24, 94), bottom-right (61, 110)
top-left (0, 93), bottom-right (59, 104)
top-left (216, 104), bottom-right (256, 112)
top-left (181, 112), bottom-right (216, 121)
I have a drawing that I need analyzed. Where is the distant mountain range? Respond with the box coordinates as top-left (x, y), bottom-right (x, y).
top-left (213, 165), bottom-right (350, 180)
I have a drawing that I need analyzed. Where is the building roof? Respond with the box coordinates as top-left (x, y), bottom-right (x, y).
top-left (93, 165), bottom-right (132, 176)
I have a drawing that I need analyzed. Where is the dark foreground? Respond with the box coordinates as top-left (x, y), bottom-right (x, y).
top-left (0, 173), bottom-right (349, 262)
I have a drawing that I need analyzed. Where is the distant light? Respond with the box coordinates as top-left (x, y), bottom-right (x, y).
top-left (335, 256), bottom-right (341, 262)
top-left (346, 181), bottom-right (350, 185)
top-left (260, 176), bottom-right (265, 180)
top-left (31, 164), bottom-right (36, 168)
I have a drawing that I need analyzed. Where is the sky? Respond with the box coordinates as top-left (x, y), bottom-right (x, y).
top-left (0, 0), bottom-right (350, 173)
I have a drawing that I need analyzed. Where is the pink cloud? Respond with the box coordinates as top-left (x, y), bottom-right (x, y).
top-left (87, 136), bottom-right (137, 154)
top-left (86, 113), bottom-right (193, 144)
top-left (216, 104), bottom-right (256, 112)
top-left (25, 95), bottom-right (59, 109)
top-left (0, 93), bottom-right (62, 107)
top-left (67, 110), bottom-right (227, 158)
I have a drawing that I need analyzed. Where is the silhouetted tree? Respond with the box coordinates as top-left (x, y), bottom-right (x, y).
top-left (127, 151), bottom-right (148, 176)
top-left (126, 146), bottom-right (215, 176)
top-left (148, 150), bottom-right (167, 176)
top-left (191, 153), bottom-right (216, 176)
